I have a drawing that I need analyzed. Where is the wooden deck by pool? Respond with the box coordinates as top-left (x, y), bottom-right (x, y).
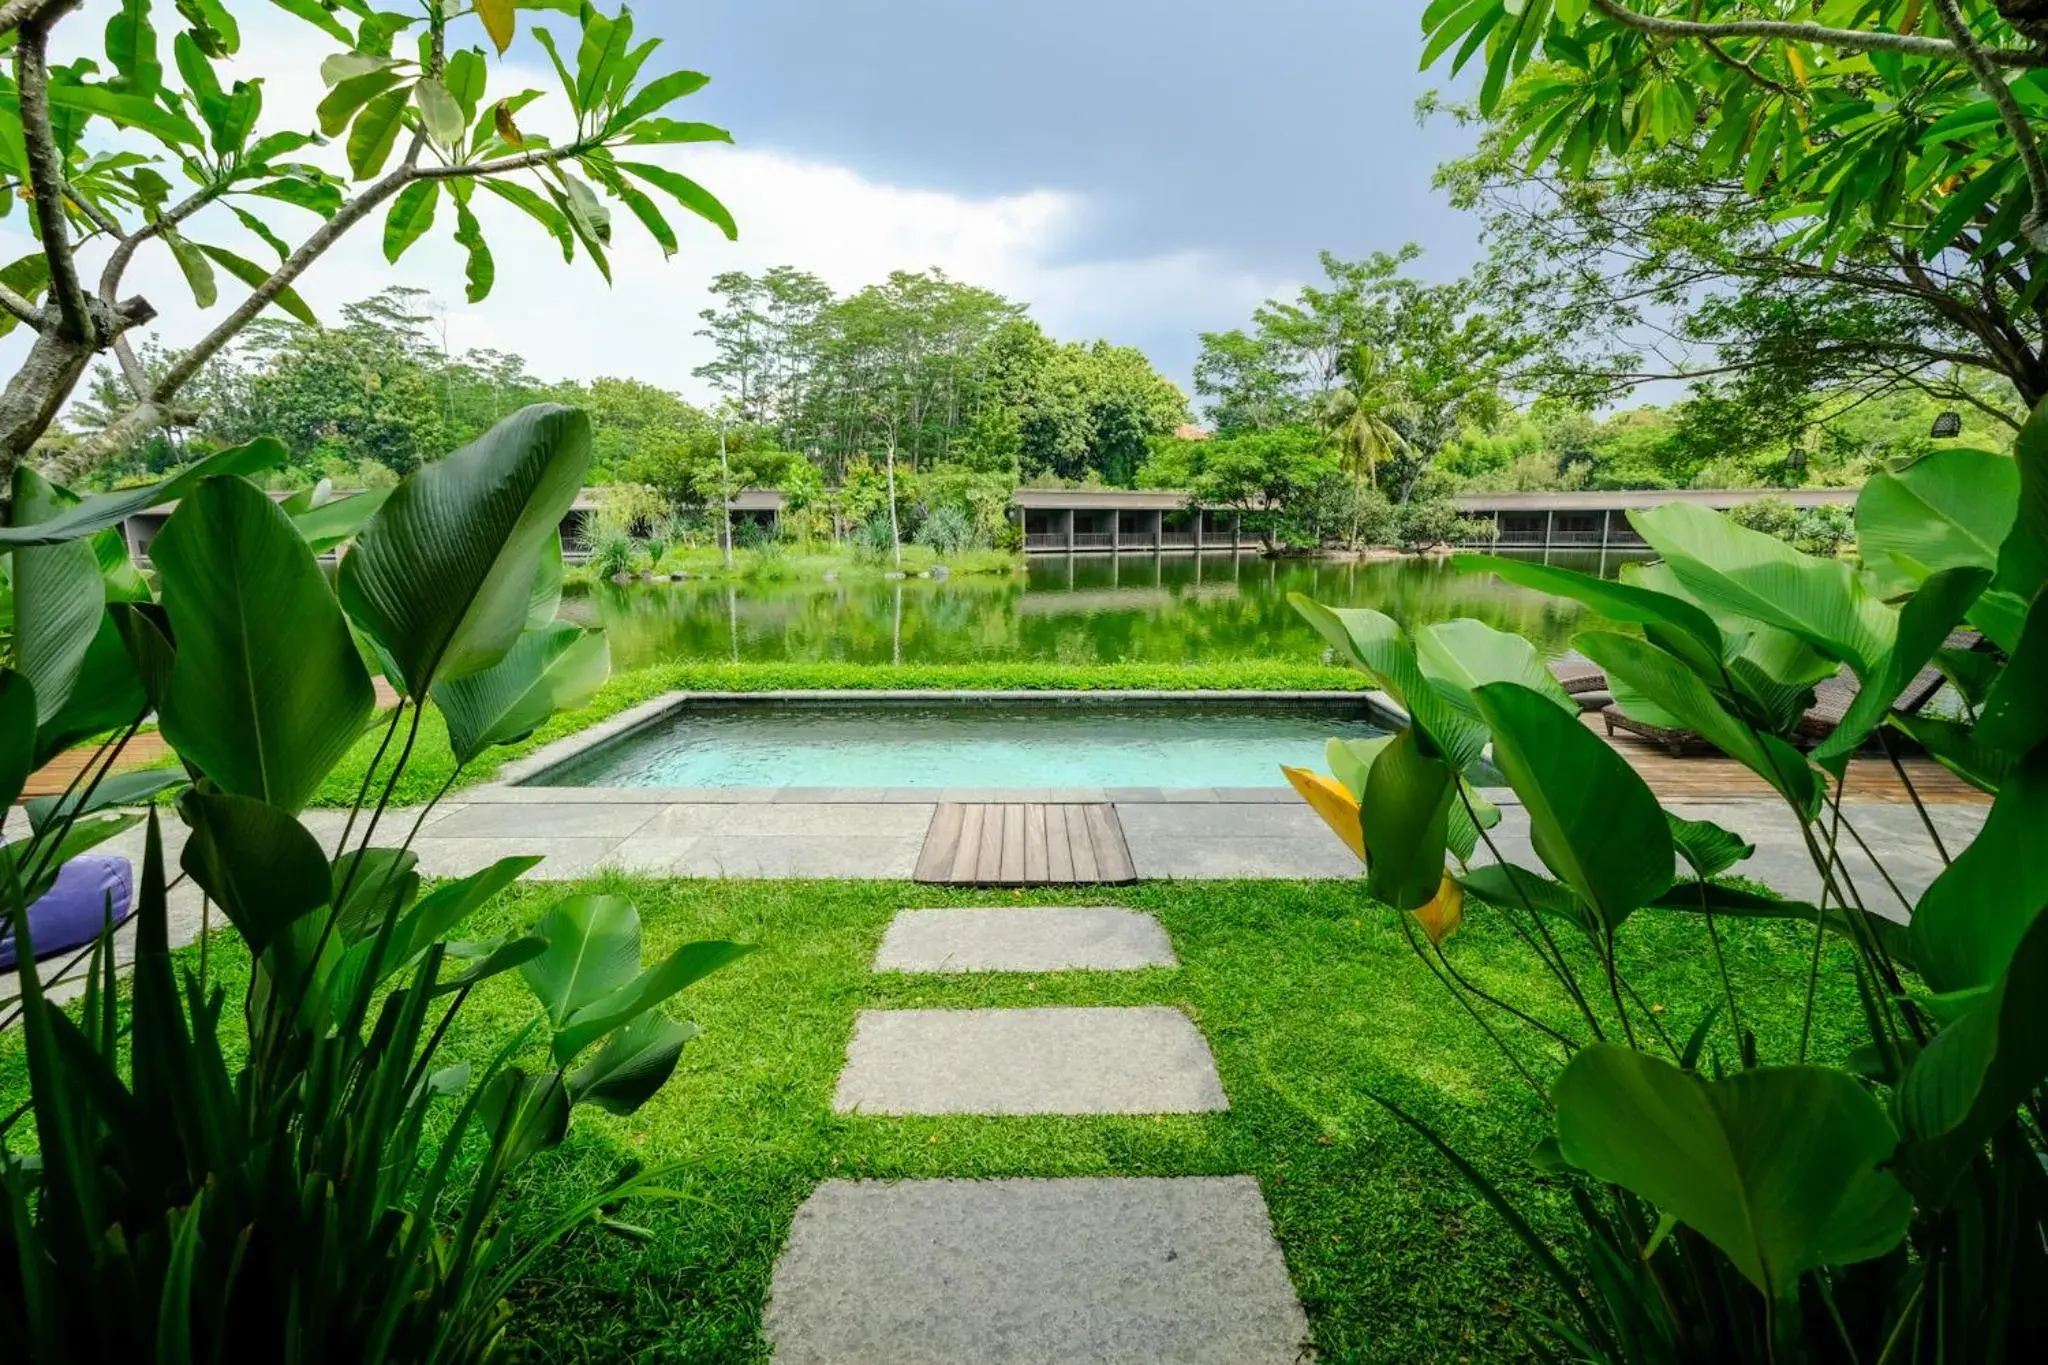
top-left (915, 802), bottom-right (1140, 886)
top-left (1589, 713), bottom-right (1987, 804)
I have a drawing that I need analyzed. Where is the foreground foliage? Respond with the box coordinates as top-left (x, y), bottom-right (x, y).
top-left (1288, 411), bottom-right (2048, 1358)
top-left (0, 406), bottom-right (747, 1360)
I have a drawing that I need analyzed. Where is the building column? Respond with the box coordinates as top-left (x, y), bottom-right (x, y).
top-left (1544, 509), bottom-right (1555, 547)
top-left (1111, 511), bottom-right (1121, 553)
top-left (1149, 508), bottom-right (1163, 549)
top-left (1231, 512), bottom-right (1242, 548)
top-left (1062, 507), bottom-right (1075, 551)
top-left (1193, 509), bottom-right (1204, 551)
top-left (1601, 510), bottom-right (1613, 547)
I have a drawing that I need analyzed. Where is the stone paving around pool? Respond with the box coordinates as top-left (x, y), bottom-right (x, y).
top-left (765, 904), bottom-right (1312, 1363)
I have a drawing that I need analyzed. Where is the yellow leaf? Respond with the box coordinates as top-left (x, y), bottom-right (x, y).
top-left (1784, 45), bottom-right (1808, 87)
top-left (1281, 765), bottom-right (1364, 863)
top-left (494, 99), bottom-right (525, 147)
top-left (1413, 874), bottom-right (1464, 946)
top-left (478, 0), bottom-right (517, 56)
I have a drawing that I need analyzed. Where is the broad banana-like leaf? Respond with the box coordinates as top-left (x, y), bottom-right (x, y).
top-left (329, 847), bottom-right (420, 945)
top-left (1471, 681), bottom-right (1673, 931)
top-left (1413, 617), bottom-right (1577, 717)
top-left (0, 670), bottom-right (35, 811)
top-left (1359, 727), bottom-right (1456, 913)
top-left (1289, 595), bottom-right (1487, 769)
top-left (1631, 503), bottom-right (1898, 681)
top-left (388, 855), bottom-right (541, 974)
top-left (10, 467), bottom-right (105, 728)
top-left (1994, 395), bottom-right (2048, 599)
top-left (432, 623), bottom-right (609, 765)
top-left (1894, 907), bottom-right (2048, 1206)
top-left (154, 478), bottom-right (374, 814)
top-left (521, 894), bottom-right (643, 1031)
top-left (568, 1013), bottom-right (701, 1114)
top-left (1666, 812), bottom-right (1753, 880)
top-left (338, 404), bottom-right (591, 696)
top-left (1910, 750), bottom-right (2048, 995)
top-left (528, 530), bottom-right (566, 628)
top-left (1281, 764), bottom-right (1364, 862)
top-left (25, 768), bottom-right (187, 835)
top-left (1325, 734), bottom-right (1393, 800)
top-left (1973, 589), bottom-right (2048, 759)
top-left (177, 789), bottom-right (330, 958)
top-left (1576, 630), bottom-right (1819, 817)
top-left (553, 938), bottom-right (752, 1064)
top-left (1554, 1045), bottom-right (1911, 1301)
top-left (0, 437), bottom-right (287, 548)
top-left (29, 610), bottom-right (148, 769)
top-left (1458, 554), bottom-right (1724, 676)
top-left (292, 486), bottom-right (392, 553)
top-left (1812, 566), bottom-right (1990, 773)
top-left (1855, 448), bottom-right (2018, 598)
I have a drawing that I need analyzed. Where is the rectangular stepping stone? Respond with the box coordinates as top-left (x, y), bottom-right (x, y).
top-left (833, 1007), bottom-right (1226, 1115)
top-left (765, 1176), bottom-right (1310, 1364)
top-left (873, 906), bottom-right (1176, 973)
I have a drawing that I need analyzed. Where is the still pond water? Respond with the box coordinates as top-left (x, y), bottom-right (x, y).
top-left (564, 550), bottom-right (1649, 671)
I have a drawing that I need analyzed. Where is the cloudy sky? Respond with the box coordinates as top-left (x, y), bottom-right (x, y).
top-left (4, 1), bottom-right (1486, 407)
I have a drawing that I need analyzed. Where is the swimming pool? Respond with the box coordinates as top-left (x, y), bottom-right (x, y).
top-left (522, 694), bottom-right (1390, 789)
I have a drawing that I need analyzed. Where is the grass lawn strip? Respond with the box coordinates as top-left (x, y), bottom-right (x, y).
top-left (2, 876), bottom-right (1862, 1362)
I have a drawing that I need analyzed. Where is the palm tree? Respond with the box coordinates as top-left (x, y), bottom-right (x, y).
top-left (1317, 344), bottom-right (1410, 491)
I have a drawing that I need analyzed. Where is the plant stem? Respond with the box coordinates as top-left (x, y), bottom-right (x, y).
top-left (1879, 726), bottom-right (1951, 864)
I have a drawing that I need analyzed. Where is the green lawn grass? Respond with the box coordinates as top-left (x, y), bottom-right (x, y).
top-left (307, 660), bottom-right (1367, 807)
top-left (4, 876), bottom-right (1862, 1362)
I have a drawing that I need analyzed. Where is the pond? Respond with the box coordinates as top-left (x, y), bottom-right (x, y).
top-left (563, 549), bottom-right (1651, 671)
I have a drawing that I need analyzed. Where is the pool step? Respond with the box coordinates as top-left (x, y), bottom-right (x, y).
top-left (914, 802), bottom-right (1137, 886)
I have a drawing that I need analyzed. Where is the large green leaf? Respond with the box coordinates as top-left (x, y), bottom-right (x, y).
top-left (292, 486), bottom-right (392, 552)
top-left (10, 467), bottom-right (106, 728)
top-left (1413, 616), bottom-right (1577, 718)
top-left (1894, 906), bottom-right (2048, 1205)
top-left (1667, 812), bottom-right (1753, 880)
top-left (388, 856), bottom-right (541, 973)
top-left (154, 478), bottom-right (374, 814)
top-left (176, 790), bottom-right (330, 957)
top-left (0, 670), bottom-right (35, 811)
top-left (567, 1013), bottom-right (699, 1114)
top-left (1554, 1045), bottom-right (1912, 1301)
top-left (1973, 588), bottom-right (2048, 758)
top-left (30, 610), bottom-right (148, 770)
top-left (1995, 394), bottom-right (2048, 599)
top-left (1909, 749), bottom-right (2048, 995)
top-left (1457, 554), bottom-right (1724, 675)
top-left (552, 938), bottom-right (751, 1063)
top-left (432, 624), bottom-right (609, 765)
top-left (1632, 502), bottom-right (1897, 679)
top-left (1471, 680), bottom-right (1673, 931)
top-left (520, 894), bottom-right (644, 1028)
top-left (1855, 448), bottom-right (2019, 597)
top-left (338, 404), bottom-right (592, 696)
top-left (1576, 630), bottom-right (1819, 816)
top-left (0, 438), bottom-right (286, 548)
top-left (1290, 595), bottom-right (1488, 769)
top-left (1811, 566), bottom-right (1990, 772)
top-left (1359, 726), bottom-right (1456, 912)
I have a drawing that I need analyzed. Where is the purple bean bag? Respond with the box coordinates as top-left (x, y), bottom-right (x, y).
top-left (0, 854), bottom-right (134, 970)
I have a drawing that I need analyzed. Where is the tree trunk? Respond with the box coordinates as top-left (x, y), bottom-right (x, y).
top-left (0, 329), bottom-right (96, 476)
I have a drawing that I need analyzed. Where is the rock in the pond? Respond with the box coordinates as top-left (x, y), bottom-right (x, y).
top-left (610, 572), bottom-right (633, 584)
top-left (929, 565), bottom-right (950, 580)
top-left (884, 571), bottom-right (907, 580)
top-left (822, 570), bottom-right (838, 582)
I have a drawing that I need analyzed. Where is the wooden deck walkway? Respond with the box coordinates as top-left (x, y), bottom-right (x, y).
top-left (915, 803), bottom-right (1139, 886)
top-left (1589, 713), bottom-right (1988, 804)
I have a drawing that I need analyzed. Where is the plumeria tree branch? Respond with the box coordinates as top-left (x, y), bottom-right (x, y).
top-left (1929, 0), bottom-right (2048, 249)
top-left (1590, 0), bottom-right (2048, 66)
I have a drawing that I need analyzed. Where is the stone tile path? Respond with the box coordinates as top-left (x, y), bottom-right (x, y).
top-left (873, 905), bottom-right (1176, 973)
top-left (768, 905), bottom-right (1311, 1362)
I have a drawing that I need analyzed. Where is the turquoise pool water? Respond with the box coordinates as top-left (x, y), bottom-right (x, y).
top-left (529, 699), bottom-right (1388, 788)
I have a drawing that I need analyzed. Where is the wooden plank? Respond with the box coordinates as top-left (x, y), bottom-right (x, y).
top-left (1023, 804), bottom-right (1049, 884)
top-left (975, 802), bottom-right (1006, 885)
top-left (915, 803), bottom-right (966, 883)
top-left (1068, 803), bottom-right (1101, 884)
top-left (998, 804), bottom-right (1027, 885)
top-left (1045, 804), bottom-right (1075, 883)
top-left (948, 804), bottom-right (987, 883)
top-left (1084, 804), bottom-right (1137, 884)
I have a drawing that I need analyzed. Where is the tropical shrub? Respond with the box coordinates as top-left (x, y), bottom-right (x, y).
top-left (1396, 495), bottom-right (1466, 550)
top-left (1284, 426), bottom-right (2048, 1359)
top-left (913, 503), bottom-right (978, 556)
top-left (0, 406), bottom-right (748, 1361)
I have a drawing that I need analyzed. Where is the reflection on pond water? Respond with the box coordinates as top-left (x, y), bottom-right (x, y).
top-left (564, 549), bottom-right (1653, 670)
